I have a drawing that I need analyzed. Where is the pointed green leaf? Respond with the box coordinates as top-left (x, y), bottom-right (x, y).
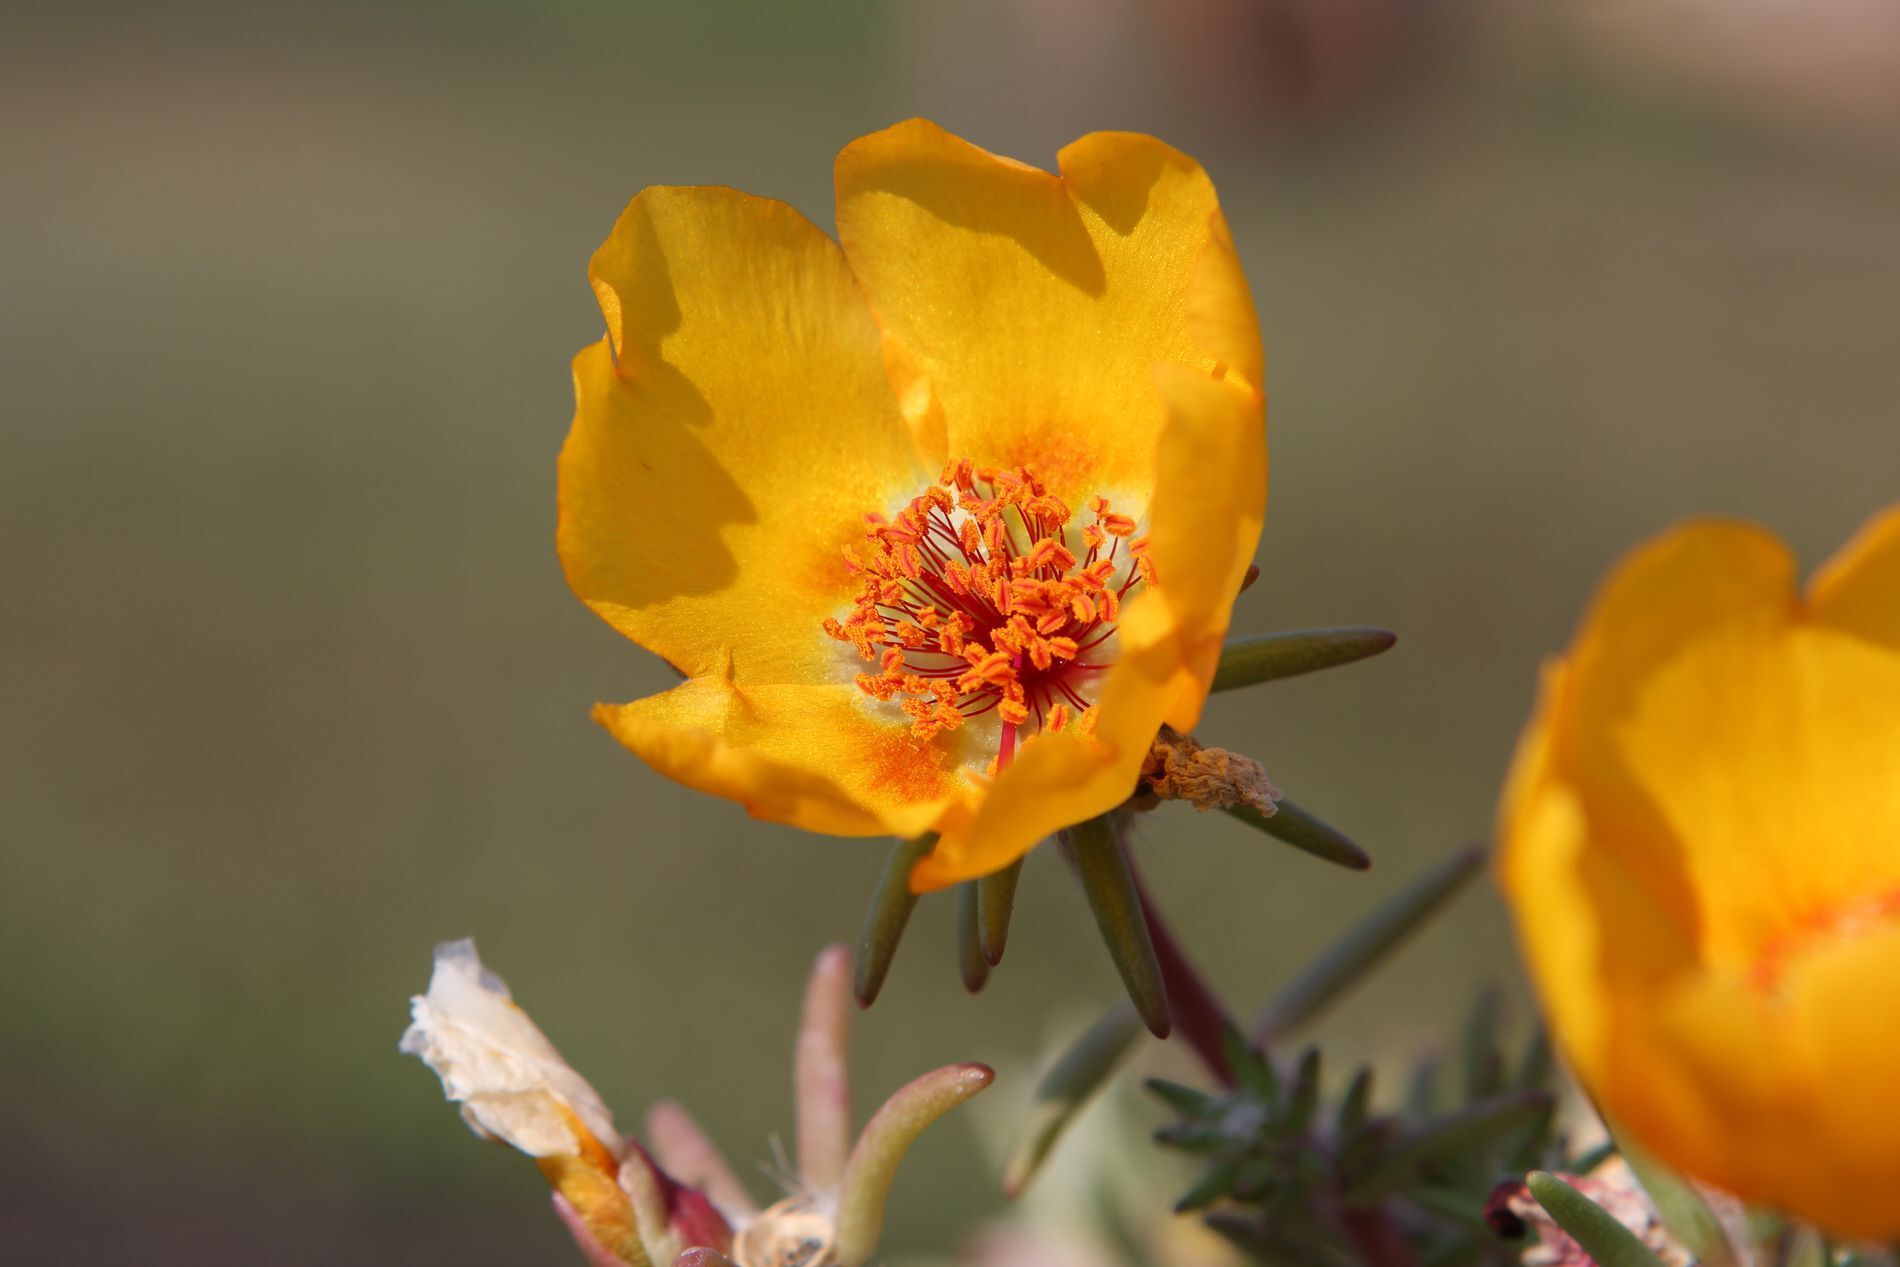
top-left (1252, 845), bottom-right (1486, 1043)
top-left (853, 834), bottom-right (936, 1007)
top-left (1346, 1089), bottom-right (1552, 1201)
top-left (1211, 628), bottom-right (1398, 691)
top-left (1514, 1026), bottom-right (1553, 1093)
top-left (1145, 1077), bottom-right (1220, 1116)
top-left (955, 881), bottom-right (991, 994)
top-left (1223, 799), bottom-right (1372, 871)
top-left (1154, 1120), bottom-right (1237, 1152)
top-left (976, 857), bottom-right (1023, 966)
top-left (1201, 1210), bottom-right (1275, 1258)
top-left (1462, 988), bottom-right (1504, 1101)
top-left (1000, 1001), bottom-right (1143, 1198)
top-left (1338, 1067), bottom-right (1374, 1136)
top-left (1224, 1025), bottom-right (1279, 1105)
top-left (834, 1063), bottom-right (994, 1267)
top-left (1067, 815), bottom-right (1170, 1038)
top-left (1282, 1048), bottom-right (1322, 1138)
top-left (1526, 1171), bottom-right (1667, 1267)
top-left (1615, 1130), bottom-right (1739, 1267)
top-left (1175, 1156), bottom-right (1246, 1212)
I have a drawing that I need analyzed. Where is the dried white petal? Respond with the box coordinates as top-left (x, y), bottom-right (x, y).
top-left (400, 938), bottom-right (623, 1158)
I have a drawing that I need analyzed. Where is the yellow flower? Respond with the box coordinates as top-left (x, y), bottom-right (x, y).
top-left (559, 119), bottom-right (1265, 890)
top-left (1498, 504), bottom-right (1900, 1239)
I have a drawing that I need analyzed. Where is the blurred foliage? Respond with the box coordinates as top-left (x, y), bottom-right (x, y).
top-left (1148, 1010), bottom-right (1577, 1266)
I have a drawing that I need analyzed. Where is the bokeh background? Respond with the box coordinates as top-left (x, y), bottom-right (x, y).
top-left (6, 1), bottom-right (1898, 1262)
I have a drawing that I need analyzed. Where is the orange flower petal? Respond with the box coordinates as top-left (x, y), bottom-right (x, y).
top-left (1809, 501), bottom-right (1900, 650)
top-left (1547, 519), bottom-right (1797, 937)
top-left (1144, 365), bottom-right (1266, 733)
top-left (560, 186), bottom-right (929, 687)
top-left (593, 674), bottom-right (976, 841)
top-left (834, 120), bottom-right (1257, 514)
top-left (911, 594), bottom-right (1194, 890)
top-left (1501, 505), bottom-right (1900, 1240)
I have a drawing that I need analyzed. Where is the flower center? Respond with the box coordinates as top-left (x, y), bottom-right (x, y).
top-left (823, 459), bottom-right (1151, 772)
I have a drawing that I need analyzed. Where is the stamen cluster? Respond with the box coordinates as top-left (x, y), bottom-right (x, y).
top-left (824, 460), bottom-right (1151, 754)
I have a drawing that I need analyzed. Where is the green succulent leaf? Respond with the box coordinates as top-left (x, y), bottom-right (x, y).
top-left (1145, 1077), bottom-right (1220, 1116)
top-left (1176, 1156), bottom-right (1247, 1212)
top-left (954, 881), bottom-right (991, 994)
top-left (853, 834), bottom-right (936, 1007)
top-left (1526, 1171), bottom-right (1667, 1267)
top-left (1210, 627), bottom-right (1397, 691)
top-left (1066, 815), bottom-right (1170, 1038)
top-left (975, 857), bottom-right (1023, 966)
top-left (1223, 799), bottom-right (1372, 871)
top-left (1338, 1066), bottom-right (1374, 1136)
top-left (1346, 1089), bottom-right (1553, 1201)
top-left (1224, 1025), bottom-right (1280, 1106)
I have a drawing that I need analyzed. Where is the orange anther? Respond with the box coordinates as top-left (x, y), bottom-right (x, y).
top-left (1027, 495), bottom-right (1071, 525)
top-left (958, 518), bottom-right (983, 556)
top-left (827, 458), bottom-right (1150, 761)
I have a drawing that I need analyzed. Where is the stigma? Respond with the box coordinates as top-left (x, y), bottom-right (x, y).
top-left (824, 459), bottom-right (1151, 769)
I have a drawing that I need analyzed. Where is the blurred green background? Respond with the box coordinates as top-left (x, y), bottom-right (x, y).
top-left (6, 1), bottom-right (1898, 1262)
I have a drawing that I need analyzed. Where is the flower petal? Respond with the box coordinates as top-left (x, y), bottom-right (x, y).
top-left (560, 186), bottom-right (929, 687)
top-left (1809, 501), bottom-right (1900, 650)
top-left (400, 938), bottom-right (623, 1159)
top-left (592, 675), bottom-right (976, 840)
top-left (1784, 922), bottom-right (1900, 1237)
top-left (1144, 365), bottom-right (1267, 732)
top-left (834, 120), bottom-right (1255, 512)
top-left (1548, 520), bottom-right (1797, 940)
top-left (1609, 620), bottom-right (1900, 974)
top-left (910, 594), bottom-right (1192, 890)
top-left (1502, 509), bottom-right (1900, 1241)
